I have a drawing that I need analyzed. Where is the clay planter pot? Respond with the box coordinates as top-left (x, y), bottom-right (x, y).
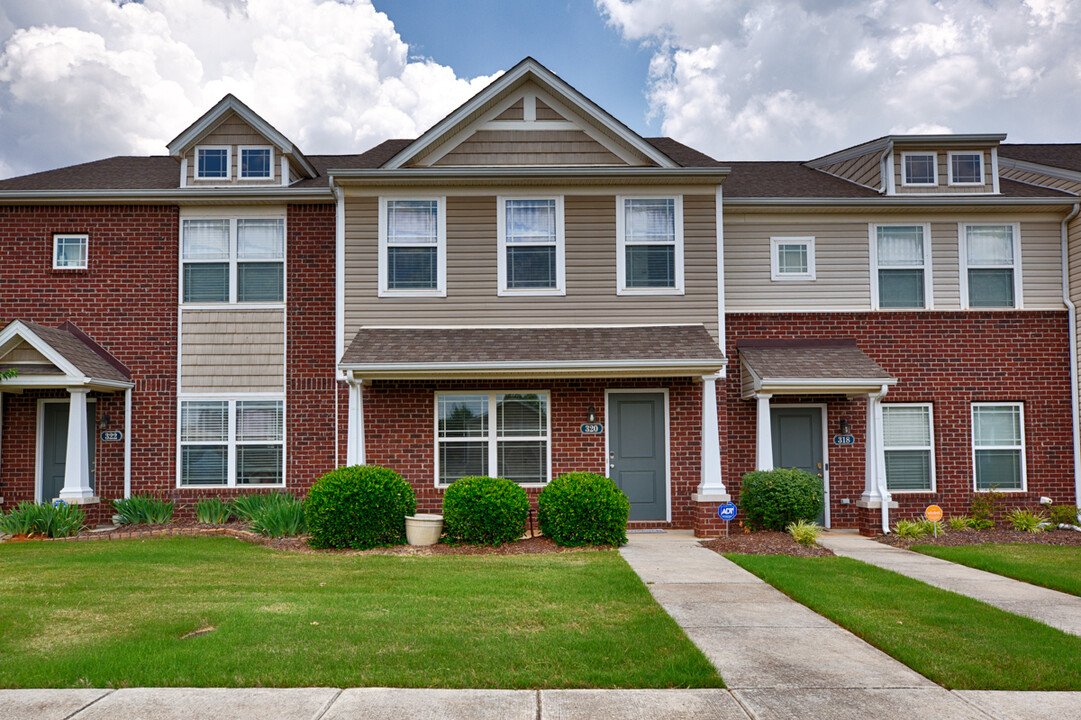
top-left (405, 514), bottom-right (444, 546)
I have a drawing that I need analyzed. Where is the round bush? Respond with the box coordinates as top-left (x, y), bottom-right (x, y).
top-left (305, 465), bottom-right (416, 549)
top-left (538, 472), bottom-right (630, 547)
top-left (739, 468), bottom-right (823, 531)
top-left (442, 476), bottom-right (529, 545)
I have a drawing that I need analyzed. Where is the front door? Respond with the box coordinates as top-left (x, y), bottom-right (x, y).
top-left (41, 400), bottom-right (95, 502)
top-left (608, 392), bottom-right (666, 521)
top-left (770, 406), bottom-right (826, 525)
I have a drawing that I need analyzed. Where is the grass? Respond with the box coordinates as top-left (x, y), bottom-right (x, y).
top-left (912, 543), bottom-right (1081, 598)
top-left (0, 536), bottom-right (721, 689)
top-left (726, 553), bottom-right (1081, 690)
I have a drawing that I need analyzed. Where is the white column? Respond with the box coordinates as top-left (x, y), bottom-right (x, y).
top-left (755, 393), bottom-right (774, 471)
top-left (123, 387), bottom-right (132, 499)
top-left (0, 391), bottom-right (4, 497)
top-left (59, 388), bottom-right (95, 501)
top-left (698, 374), bottom-right (726, 494)
top-left (861, 391), bottom-right (888, 503)
top-left (345, 375), bottom-right (365, 466)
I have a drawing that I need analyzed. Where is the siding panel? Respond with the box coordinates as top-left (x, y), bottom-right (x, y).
top-left (185, 112), bottom-right (281, 186)
top-left (181, 308), bottom-right (285, 392)
top-left (434, 130), bottom-right (625, 166)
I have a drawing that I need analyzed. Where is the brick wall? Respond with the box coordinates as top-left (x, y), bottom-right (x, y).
top-left (725, 312), bottom-right (1076, 528)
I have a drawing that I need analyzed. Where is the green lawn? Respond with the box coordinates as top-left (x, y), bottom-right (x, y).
top-left (0, 536), bottom-right (721, 689)
top-left (912, 543), bottom-right (1081, 598)
top-left (726, 553), bottom-right (1081, 690)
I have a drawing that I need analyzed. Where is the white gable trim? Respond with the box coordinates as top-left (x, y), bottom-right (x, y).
top-left (384, 59), bottom-right (678, 170)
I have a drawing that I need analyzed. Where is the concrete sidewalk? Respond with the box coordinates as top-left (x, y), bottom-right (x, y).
top-left (817, 531), bottom-right (1081, 636)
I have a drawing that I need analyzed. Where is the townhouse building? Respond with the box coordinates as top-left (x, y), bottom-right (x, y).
top-left (1, 58), bottom-right (1078, 535)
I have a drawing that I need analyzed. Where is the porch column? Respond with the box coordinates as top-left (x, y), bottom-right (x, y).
top-left (860, 391), bottom-right (888, 504)
top-left (698, 373), bottom-right (726, 494)
top-left (59, 387), bottom-right (95, 501)
top-left (755, 393), bottom-right (774, 471)
top-left (345, 374), bottom-right (366, 466)
top-left (0, 391), bottom-right (4, 499)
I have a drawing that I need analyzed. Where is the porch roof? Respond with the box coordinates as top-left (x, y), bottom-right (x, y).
top-left (340, 324), bottom-right (726, 379)
top-left (0, 320), bottom-right (132, 391)
top-left (738, 339), bottom-right (896, 397)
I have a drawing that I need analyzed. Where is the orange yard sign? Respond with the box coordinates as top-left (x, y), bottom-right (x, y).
top-left (925, 505), bottom-right (943, 522)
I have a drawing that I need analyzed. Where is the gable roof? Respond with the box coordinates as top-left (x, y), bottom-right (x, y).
top-left (382, 57), bottom-right (679, 170)
top-left (0, 320), bottom-right (132, 389)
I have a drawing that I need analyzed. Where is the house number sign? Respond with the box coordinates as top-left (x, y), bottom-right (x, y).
top-left (580, 423), bottom-right (604, 434)
top-left (101, 430), bottom-right (123, 442)
top-left (833, 434), bottom-right (855, 445)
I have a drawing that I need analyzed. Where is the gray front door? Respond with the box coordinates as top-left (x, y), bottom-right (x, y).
top-left (41, 401), bottom-right (95, 502)
top-left (770, 406), bottom-right (825, 525)
top-left (609, 392), bottom-right (666, 521)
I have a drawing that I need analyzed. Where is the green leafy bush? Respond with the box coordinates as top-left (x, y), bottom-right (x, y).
top-left (0, 501), bottom-right (84, 538)
top-left (786, 519), bottom-right (821, 546)
top-left (305, 465), bottom-right (416, 549)
top-left (442, 476), bottom-right (529, 546)
top-left (537, 472), bottom-right (630, 547)
top-left (969, 490), bottom-right (1004, 529)
top-left (248, 494), bottom-right (307, 537)
top-left (947, 516), bottom-right (972, 531)
top-left (195, 498), bottom-right (233, 524)
top-left (1006, 508), bottom-right (1046, 533)
top-left (230, 494), bottom-right (273, 523)
top-left (738, 468), bottom-right (823, 531)
top-left (1047, 505), bottom-right (1079, 526)
top-left (894, 519), bottom-right (929, 539)
top-left (112, 495), bottom-right (173, 524)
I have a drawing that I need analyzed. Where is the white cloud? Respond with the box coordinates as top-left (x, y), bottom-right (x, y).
top-left (597, 0), bottom-right (1081, 160)
top-left (0, 0), bottom-right (499, 178)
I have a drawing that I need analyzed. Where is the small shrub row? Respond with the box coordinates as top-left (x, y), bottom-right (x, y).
top-left (538, 472), bottom-right (629, 547)
top-left (195, 498), bottom-right (233, 524)
top-left (894, 519), bottom-right (943, 539)
top-left (306, 465), bottom-right (416, 549)
top-left (246, 494), bottom-right (307, 538)
top-left (0, 501), bottom-right (85, 538)
top-left (112, 495), bottom-right (173, 524)
top-left (443, 476), bottom-right (529, 546)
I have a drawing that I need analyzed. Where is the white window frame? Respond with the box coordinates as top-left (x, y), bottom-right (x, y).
top-left (971, 402), bottom-right (1027, 493)
top-left (881, 403), bottom-right (936, 493)
top-left (238, 145), bottom-right (275, 180)
top-left (948, 151), bottom-right (985, 187)
top-left (176, 395), bottom-right (286, 489)
top-left (378, 196), bottom-right (447, 297)
top-left (52, 233), bottom-right (89, 270)
top-left (901, 152), bottom-right (938, 187)
top-left (869, 223), bottom-right (933, 310)
top-left (957, 222), bottom-right (1023, 310)
top-left (497, 195), bottom-right (566, 296)
top-left (433, 390), bottom-right (552, 488)
top-left (179, 213), bottom-right (287, 306)
top-left (615, 195), bottom-right (685, 295)
top-left (770, 236), bottom-right (816, 281)
top-left (194, 145), bottom-right (231, 181)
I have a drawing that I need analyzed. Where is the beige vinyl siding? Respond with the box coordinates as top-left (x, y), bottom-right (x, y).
top-left (494, 99), bottom-right (524, 121)
top-left (185, 112), bottom-right (280, 185)
top-left (1070, 216), bottom-right (1081, 409)
top-left (181, 309), bottom-right (284, 392)
top-left (820, 151), bottom-right (882, 190)
top-left (1020, 220), bottom-right (1066, 308)
top-left (0, 341), bottom-right (50, 364)
top-left (433, 130), bottom-right (625, 166)
top-left (343, 194), bottom-right (719, 340)
top-left (930, 221), bottom-right (961, 308)
top-left (1000, 167), bottom-right (1081, 196)
top-left (740, 361), bottom-right (755, 398)
top-left (535, 98), bottom-right (565, 121)
top-left (893, 148), bottom-right (994, 194)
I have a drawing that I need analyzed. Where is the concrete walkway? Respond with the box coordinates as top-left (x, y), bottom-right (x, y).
top-left (817, 531), bottom-right (1081, 636)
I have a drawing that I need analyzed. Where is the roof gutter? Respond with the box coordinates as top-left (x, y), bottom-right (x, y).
top-left (1063, 202), bottom-right (1081, 512)
top-left (328, 167), bottom-right (730, 182)
top-left (725, 196), bottom-right (1076, 208)
top-left (0, 187), bottom-right (333, 204)
top-left (337, 357), bottom-right (727, 380)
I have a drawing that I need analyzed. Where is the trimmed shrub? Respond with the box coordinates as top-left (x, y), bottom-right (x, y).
top-left (537, 472), bottom-right (630, 547)
top-left (195, 498), bottom-right (233, 524)
top-left (739, 468), bottom-right (823, 531)
top-left (112, 495), bottom-right (173, 524)
top-left (249, 494), bottom-right (307, 537)
top-left (0, 501), bottom-right (85, 538)
top-left (442, 476), bottom-right (529, 545)
top-left (305, 465), bottom-right (416, 549)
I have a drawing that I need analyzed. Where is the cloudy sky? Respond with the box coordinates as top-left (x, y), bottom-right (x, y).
top-left (0, 0), bottom-right (1078, 179)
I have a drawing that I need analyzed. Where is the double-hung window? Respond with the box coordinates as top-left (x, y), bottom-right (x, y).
top-left (53, 233), bottom-right (88, 269)
top-left (379, 198), bottom-right (446, 296)
top-left (960, 223), bottom-right (1020, 309)
top-left (872, 225), bottom-right (931, 308)
top-left (882, 404), bottom-right (935, 492)
top-left (770, 237), bottom-right (815, 281)
top-left (239, 146), bottom-right (273, 179)
top-left (901, 152), bottom-right (937, 186)
top-left (497, 197), bottom-right (565, 294)
top-left (179, 399), bottom-right (284, 487)
top-left (972, 403), bottom-right (1025, 491)
top-left (182, 217), bottom-right (285, 303)
top-left (617, 196), bottom-right (684, 293)
top-left (436, 392), bottom-right (550, 486)
top-left (949, 151), bottom-right (984, 186)
top-left (195, 146), bottom-right (230, 180)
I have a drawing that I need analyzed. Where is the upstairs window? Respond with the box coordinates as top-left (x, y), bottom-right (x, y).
top-left (617, 196), bottom-right (684, 293)
top-left (182, 217), bottom-right (285, 303)
top-left (961, 224), bottom-right (1020, 309)
top-left (379, 198), bottom-right (446, 296)
top-left (195, 146), bottom-right (230, 180)
top-left (972, 403), bottom-right (1025, 491)
top-left (770, 237), bottom-right (815, 281)
top-left (873, 225), bottom-right (930, 308)
top-left (239, 146), bottom-right (273, 179)
top-left (882, 404), bottom-right (935, 492)
top-left (949, 152), bottom-right (984, 185)
top-left (901, 152), bottom-right (937, 186)
top-left (53, 233), bottom-right (88, 269)
top-left (498, 197), bottom-right (565, 294)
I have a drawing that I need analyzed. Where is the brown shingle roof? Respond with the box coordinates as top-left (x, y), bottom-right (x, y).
top-left (15, 321), bottom-right (130, 382)
top-left (722, 161), bottom-right (881, 198)
top-left (999, 144), bottom-right (1081, 174)
top-left (644, 137), bottom-right (725, 168)
top-left (738, 339), bottom-right (892, 381)
top-left (0, 156), bottom-right (180, 191)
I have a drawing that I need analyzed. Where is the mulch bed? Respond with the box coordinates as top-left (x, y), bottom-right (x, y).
top-left (879, 526), bottom-right (1081, 549)
top-left (700, 530), bottom-right (833, 557)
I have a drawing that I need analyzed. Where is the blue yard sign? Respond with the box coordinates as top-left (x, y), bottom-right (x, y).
top-left (718, 502), bottom-right (738, 521)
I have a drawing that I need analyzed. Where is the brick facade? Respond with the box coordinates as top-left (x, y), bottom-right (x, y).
top-left (725, 311), bottom-right (1075, 530)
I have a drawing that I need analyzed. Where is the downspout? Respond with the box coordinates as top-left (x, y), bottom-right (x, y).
top-left (123, 387), bottom-right (132, 499)
top-left (1062, 202), bottom-right (1081, 511)
top-left (333, 182), bottom-right (345, 468)
top-left (878, 140), bottom-right (894, 195)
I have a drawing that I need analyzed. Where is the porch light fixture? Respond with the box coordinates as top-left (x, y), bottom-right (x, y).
top-left (839, 418), bottom-right (851, 435)
top-left (99, 413), bottom-right (111, 430)
top-left (586, 405), bottom-right (597, 423)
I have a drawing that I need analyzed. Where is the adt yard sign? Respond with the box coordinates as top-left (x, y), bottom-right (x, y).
top-left (718, 503), bottom-right (738, 521)
top-left (925, 505), bottom-right (943, 522)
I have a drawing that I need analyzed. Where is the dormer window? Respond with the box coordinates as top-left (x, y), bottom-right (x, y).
top-left (949, 152), bottom-right (983, 186)
top-left (901, 152), bottom-right (937, 186)
top-left (195, 146), bottom-right (230, 180)
top-left (240, 146), bottom-right (273, 179)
